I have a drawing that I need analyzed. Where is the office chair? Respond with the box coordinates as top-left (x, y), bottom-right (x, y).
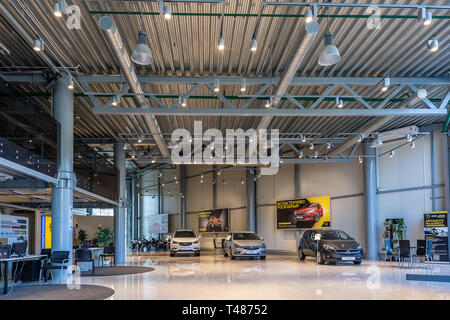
top-left (43, 251), bottom-right (70, 284)
top-left (75, 249), bottom-right (95, 275)
top-left (99, 246), bottom-right (115, 267)
top-left (399, 240), bottom-right (412, 268)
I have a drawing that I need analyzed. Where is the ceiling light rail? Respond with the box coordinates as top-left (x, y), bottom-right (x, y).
top-left (261, 2), bottom-right (450, 10)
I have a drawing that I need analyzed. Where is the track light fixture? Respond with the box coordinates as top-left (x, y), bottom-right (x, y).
top-left (410, 141), bottom-right (416, 149)
top-left (298, 151), bottom-right (304, 159)
top-left (427, 39), bottom-right (439, 52)
top-left (54, 3), bottom-right (62, 17)
top-left (318, 32), bottom-right (341, 67)
top-left (336, 97), bottom-right (343, 108)
top-left (265, 97), bottom-right (273, 108)
top-left (179, 96), bottom-right (187, 107)
top-left (381, 77), bottom-right (390, 92)
top-left (389, 150), bottom-right (395, 158)
top-left (305, 8), bottom-right (313, 23)
top-left (33, 39), bottom-right (44, 52)
top-left (123, 143), bottom-right (128, 150)
top-left (214, 79), bottom-right (220, 92)
top-left (309, 143), bottom-right (314, 150)
top-left (240, 78), bottom-right (247, 92)
top-left (163, 5), bottom-right (172, 20)
top-left (313, 151), bottom-right (318, 158)
top-left (357, 134), bottom-right (363, 142)
top-left (371, 134), bottom-right (383, 148)
top-left (417, 88), bottom-right (428, 99)
top-left (241, 178), bottom-right (245, 184)
top-left (131, 30), bottom-right (153, 65)
top-left (137, 135), bottom-right (143, 143)
top-left (301, 134), bottom-right (306, 143)
top-left (217, 169), bottom-right (222, 176)
top-left (327, 142), bottom-right (332, 149)
top-left (406, 134), bottom-right (413, 142)
top-left (112, 95), bottom-right (120, 106)
top-left (152, 158), bottom-right (156, 164)
top-left (218, 36), bottom-right (225, 51)
top-left (421, 8), bottom-right (433, 26)
top-left (67, 74), bottom-right (74, 90)
top-left (359, 156), bottom-right (363, 164)
top-left (250, 38), bottom-right (258, 52)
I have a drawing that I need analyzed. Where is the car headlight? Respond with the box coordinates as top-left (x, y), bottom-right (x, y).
top-left (323, 244), bottom-right (335, 250)
top-left (260, 243), bottom-right (266, 248)
top-left (172, 241), bottom-right (178, 244)
top-left (193, 240), bottom-right (199, 244)
top-left (356, 244), bottom-right (362, 250)
top-left (234, 243), bottom-right (242, 248)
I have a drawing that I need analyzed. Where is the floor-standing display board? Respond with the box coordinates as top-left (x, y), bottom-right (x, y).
top-left (424, 211), bottom-right (448, 262)
top-left (0, 214), bottom-right (29, 253)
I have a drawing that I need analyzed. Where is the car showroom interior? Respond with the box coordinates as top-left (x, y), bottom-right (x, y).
top-left (0, 0), bottom-right (449, 304)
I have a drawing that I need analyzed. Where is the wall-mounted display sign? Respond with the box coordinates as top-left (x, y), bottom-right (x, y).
top-left (40, 215), bottom-right (52, 249)
top-left (148, 214), bottom-right (169, 234)
top-left (424, 211), bottom-right (448, 261)
top-left (0, 214), bottom-right (29, 253)
top-left (198, 208), bottom-right (229, 233)
top-left (276, 196), bottom-right (331, 229)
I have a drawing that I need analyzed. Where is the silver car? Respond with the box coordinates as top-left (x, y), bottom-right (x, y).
top-left (223, 231), bottom-right (266, 260)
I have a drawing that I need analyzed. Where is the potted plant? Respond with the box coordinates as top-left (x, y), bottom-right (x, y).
top-left (96, 228), bottom-right (114, 247)
top-left (78, 229), bottom-right (88, 246)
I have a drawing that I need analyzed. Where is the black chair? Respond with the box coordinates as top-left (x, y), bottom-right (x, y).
top-left (399, 240), bottom-right (412, 268)
top-left (100, 246), bottom-right (115, 267)
top-left (75, 249), bottom-right (95, 275)
top-left (43, 251), bottom-right (70, 284)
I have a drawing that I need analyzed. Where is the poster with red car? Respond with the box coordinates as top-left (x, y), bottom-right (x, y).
top-left (198, 208), bottom-right (229, 232)
top-left (276, 196), bottom-right (331, 229)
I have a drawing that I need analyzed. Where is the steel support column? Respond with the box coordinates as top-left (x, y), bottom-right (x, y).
top-left (295, 164), bottom-right (301, 198)
top-left (180, 165), bottom-right (187, 229)
top-left (51, 76), bottom-right (75, 282)
top-left (364, 143), bottom-right (378, 261)
top-left (246, 169), bottom-right (257, 232)
top-left (114, 143), bottom-right (126, 264)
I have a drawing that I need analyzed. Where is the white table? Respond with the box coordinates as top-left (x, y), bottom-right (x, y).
top-left (0, 255), bottom-right (46, 294)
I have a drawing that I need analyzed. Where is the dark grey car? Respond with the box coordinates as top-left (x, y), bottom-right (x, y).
top-left (298, 229), bottom-right (363, 265)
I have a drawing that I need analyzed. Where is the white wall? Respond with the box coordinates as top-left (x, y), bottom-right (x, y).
top-left (376, 130), bottom-right (446, 247)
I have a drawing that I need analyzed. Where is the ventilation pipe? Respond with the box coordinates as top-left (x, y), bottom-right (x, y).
top-left (258, 22), bottom-right (318, 130)
top-left (99, 16), bottom-right (170, 158)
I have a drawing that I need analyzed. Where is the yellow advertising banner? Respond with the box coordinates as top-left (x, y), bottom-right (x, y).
top-left (276, 196), bottom-right (331, 229)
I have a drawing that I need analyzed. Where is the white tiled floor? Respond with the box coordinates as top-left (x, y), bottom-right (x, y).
top-left (81, 251), bottom-right (450, 300)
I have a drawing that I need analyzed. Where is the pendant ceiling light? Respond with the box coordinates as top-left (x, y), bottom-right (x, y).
top-left (131, 30), bottom-right (153, 65)
top-left (318, 32), bottom-right (340, 66)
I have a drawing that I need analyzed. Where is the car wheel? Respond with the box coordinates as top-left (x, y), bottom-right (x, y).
top-left (353, 261), bottom-right (362, 265)
top-left (224, 250), bottom-right (228, 257)
top-left (298, 248), bottom-right (306, 261)
top-left (230, 251), bottom-right (235, 260)
top-left (170, 252), bottom-right (175, 257)
top-left (318, 251), bottom-right (326, 265)
top-left (315, 213), bottom-right (320, 222)
top-left (195, 252), bottom-right (200, 257)
top-left (260, 256), bottom-right (266, 260)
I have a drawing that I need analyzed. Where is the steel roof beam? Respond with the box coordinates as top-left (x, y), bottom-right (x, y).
top-left (92, 107), bottom-right (446, 117)
top-left (2, 74), bottom-right (448, 86)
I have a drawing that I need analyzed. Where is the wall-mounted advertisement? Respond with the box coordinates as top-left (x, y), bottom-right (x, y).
top-left (424, 211), bottom-right (448, 261)
top-left (276, 196), bottom-right (331, 229)
top-left (40, 216), bottom-right (52, 249)
top-left (148, 214), bottom-right (169, 234)
top-left (198, 209), bottom-right (229, 232)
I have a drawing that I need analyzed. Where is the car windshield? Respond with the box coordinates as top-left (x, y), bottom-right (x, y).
top-left (174, 231), bottom-right (196, 238)
top-left (233, 233), bottom-right (260, 240)
top-left (320, 230), bottom-right (352, 240)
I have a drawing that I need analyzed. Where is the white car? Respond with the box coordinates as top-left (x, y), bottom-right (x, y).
top-left (223, 231), bottom-right (266, 260)
top-left (170, 230), bottom-right (201, 257)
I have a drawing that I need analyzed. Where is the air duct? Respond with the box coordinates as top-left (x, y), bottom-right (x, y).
top-left (258, 21), bottom-right (318, 130)
top-left (99, 16), bottom-right (169, 158)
